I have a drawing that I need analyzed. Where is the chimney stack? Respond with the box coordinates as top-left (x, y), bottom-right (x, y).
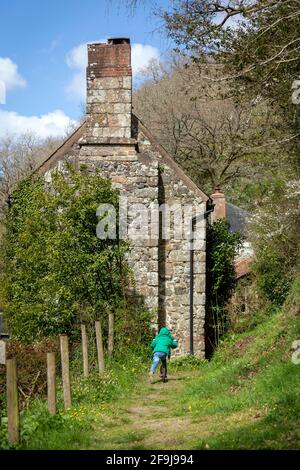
top-left (86, 38), bottom-right (132, 141)
top-left (211, 187), bottom-right (226, 222)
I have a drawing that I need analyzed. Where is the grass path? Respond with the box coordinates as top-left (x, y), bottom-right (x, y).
top-left (87, 364), bottom-right (284, 450)
top-left (89, 370), bottom-right (205, 450)
top-left (88, 369), bottom-right (258, 450)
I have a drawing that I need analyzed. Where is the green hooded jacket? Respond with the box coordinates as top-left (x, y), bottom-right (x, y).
top-left (150, 327), bottom-right (178, 356)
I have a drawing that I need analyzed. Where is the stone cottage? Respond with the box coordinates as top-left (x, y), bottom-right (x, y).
top-left (36, 38), bottom-right (212, 357)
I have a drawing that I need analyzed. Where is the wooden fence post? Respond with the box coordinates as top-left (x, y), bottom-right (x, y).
top-left (47, 352), bottom-right (56, 415)
top-left (81, 324), bottom-right (89, 378)
top-left (0, 340), bottom-right (6, 366)
top-left (59, 335), bottom-right (71, 409)
top-left (6, 358), bottom-right (19, 446)
top-left (108, 313), bottom-right (114, 358)
top-left (95, 321), bottom-right (105, 373)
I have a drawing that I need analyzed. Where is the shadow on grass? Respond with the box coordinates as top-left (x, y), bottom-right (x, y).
top-left (150, 375), bottom-right (196, 385)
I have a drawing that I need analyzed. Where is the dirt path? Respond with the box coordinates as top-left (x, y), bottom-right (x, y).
top-left (89, 370), bottom-right (210, 450)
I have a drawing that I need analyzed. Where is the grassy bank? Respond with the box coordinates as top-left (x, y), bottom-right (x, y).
top-left (164, 275), bottom-right (300, 449)
top-left (1, 277), bottom-right (299, 450)
top-left (166, 278), bottom-right (300, 449)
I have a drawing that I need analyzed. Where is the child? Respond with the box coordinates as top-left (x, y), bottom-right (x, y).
top-left (149, 327), bottom-right (178, 383)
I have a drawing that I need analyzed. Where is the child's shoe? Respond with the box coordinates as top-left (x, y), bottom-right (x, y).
top-left (149, 372), bottom-right (155, 384)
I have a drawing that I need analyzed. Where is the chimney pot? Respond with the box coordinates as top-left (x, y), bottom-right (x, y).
top-left (107, 38), bottom-right (130, 45)
top-left (211, 188), bottom-right (226, 221)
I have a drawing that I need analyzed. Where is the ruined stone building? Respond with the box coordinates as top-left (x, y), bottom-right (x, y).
top-left (36, 38), bottom-right (215, 357)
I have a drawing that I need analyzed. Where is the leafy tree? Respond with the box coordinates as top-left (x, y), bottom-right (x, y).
top-left (0, 164), bottom-right (130, 342)
top-left (161, 1), bottom-right (300, 132)
top-left (159, 1), bottom-right (300, 295)
top-left (249, 179), bottom-right (300, 305)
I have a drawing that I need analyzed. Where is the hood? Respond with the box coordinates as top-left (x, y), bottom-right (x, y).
top-left (158, 327), bottom-right (171, 336)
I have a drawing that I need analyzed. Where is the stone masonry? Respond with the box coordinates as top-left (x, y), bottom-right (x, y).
top-left (39, 38), bottom-right (209, 356)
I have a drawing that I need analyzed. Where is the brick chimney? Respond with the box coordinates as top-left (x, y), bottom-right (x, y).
top-left (211, 187), bottom-right (226, 222)
top-left (86, 38), bottom-right (132, 140)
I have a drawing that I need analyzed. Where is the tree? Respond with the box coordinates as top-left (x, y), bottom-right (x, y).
top-left (161, 1), bottom-right (300, 127)
top-left (0, 132), bottom-right (61, 216)
top-left (249, 178), bottom-right (300, 305)
top-left (0, 164), bottom-right (130, 342)
top-left (160, 0), bottom-right (300, 287)
top-left (134, 58), bottom-right (290, 200)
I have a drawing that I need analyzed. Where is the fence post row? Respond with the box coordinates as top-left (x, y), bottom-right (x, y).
top-left (2, 316), bottom-right (116, 444)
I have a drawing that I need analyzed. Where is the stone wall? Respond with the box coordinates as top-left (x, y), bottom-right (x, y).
top-left (68, 118), bottom-right (207, 356)
top-left (43, 122), bottom-right (207, 356)
top-left (137, 126), bottom-right (206, 356)
top-left (77, 139), bottom-right (160, 314)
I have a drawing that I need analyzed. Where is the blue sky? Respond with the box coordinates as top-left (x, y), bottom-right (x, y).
top-left (0, 0), bottom-right (173, 138)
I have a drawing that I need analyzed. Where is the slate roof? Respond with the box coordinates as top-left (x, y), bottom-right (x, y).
top-left (227, 203), bottom-right (249, 235)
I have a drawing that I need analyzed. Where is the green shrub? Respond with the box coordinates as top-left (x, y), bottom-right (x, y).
top-left (206, 219), bottom-right (243, 352)
top-left (254, 245), bottom-right (296, 306)
top-left (0, 164), bottom-right (131, 342)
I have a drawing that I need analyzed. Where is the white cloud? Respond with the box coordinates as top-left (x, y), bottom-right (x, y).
top-left (0, 57), bottom-right (26, 91)
top-left (0, 57), bottom-right (76, 140)
top-left (131, 44), bottom-right (160, 75)
top-left (65, 41), bottom-right (96, 101)
top-left (0, 109), bottom-right (77, 139)
top-left (66, 43), bottom-right (88, 70)
top-left (65, 41), bottom-right (160, 101)
top-left (65, 72), bottom-right (86, 100)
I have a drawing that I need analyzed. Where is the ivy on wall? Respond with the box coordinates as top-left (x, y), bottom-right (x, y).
top-left (205, 219), bottom-right (243, 354)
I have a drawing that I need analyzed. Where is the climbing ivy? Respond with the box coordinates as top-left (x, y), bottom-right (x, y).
top-left (205, 219), bottom-right (243, 354)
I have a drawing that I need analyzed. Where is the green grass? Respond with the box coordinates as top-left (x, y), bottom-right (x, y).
top-left (85, 279), bottom-right (300, 449)
top-left (1, 277), bottom-right (300, 450)
top-left (0, 349), bottom-right (149, 450)
top-left (163, 276), bottom-right (300, 449)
